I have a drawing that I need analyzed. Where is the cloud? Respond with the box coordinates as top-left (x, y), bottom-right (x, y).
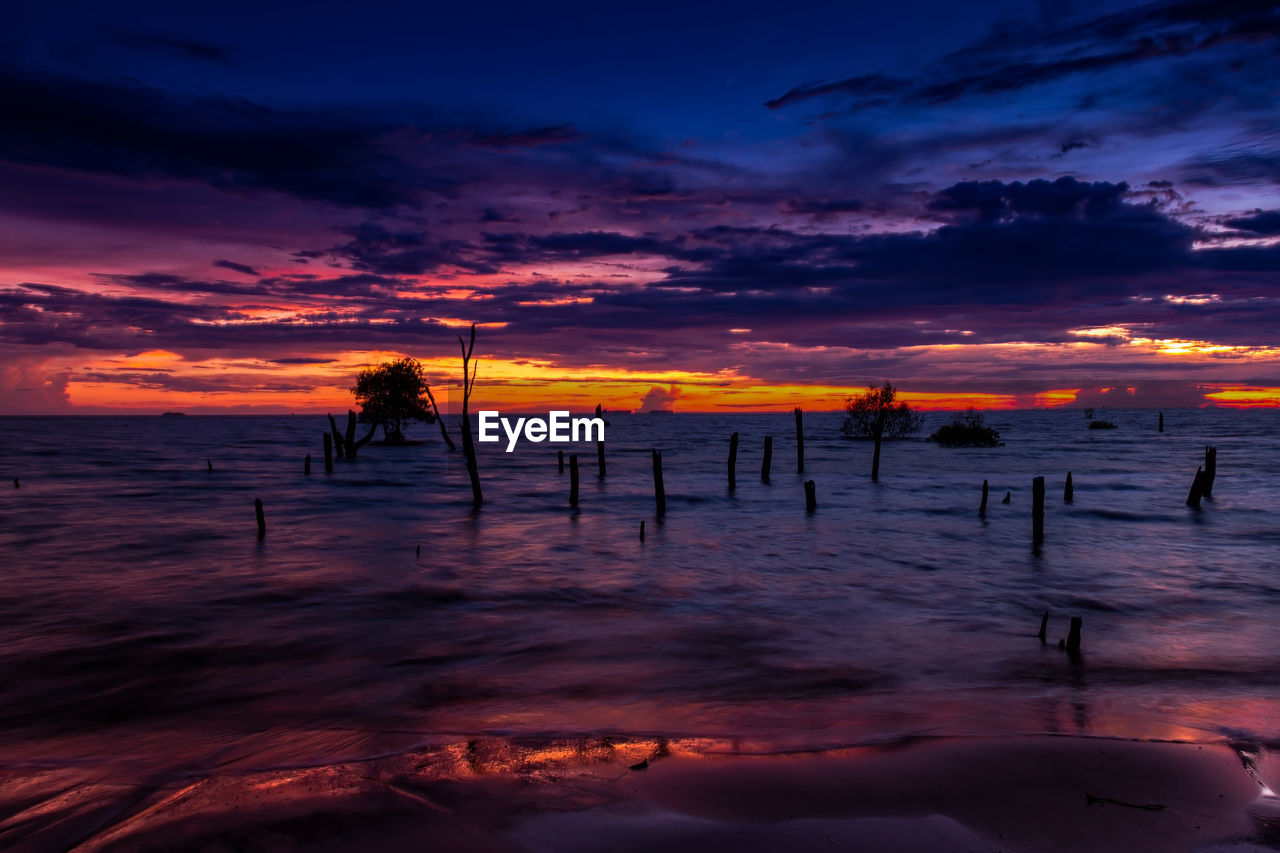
top-left (768, 0), bottom-right (1280, 111)
top-left (1223, 208), bottom-right (1280, 235)
top-left (637, 385), bottom-right (679, 413)
top-left (212, 259), bottom-right (260, 277)
top-left (111, 31), bottom-right (232, 64)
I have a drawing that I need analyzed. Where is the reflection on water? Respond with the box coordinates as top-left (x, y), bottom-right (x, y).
top-left (1, 408), bottom-right (1279, 774)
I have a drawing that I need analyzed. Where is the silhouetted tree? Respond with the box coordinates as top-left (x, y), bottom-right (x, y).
top-left (929, 408), bottom-right (1001, 447)
top-left (352, 357), bottom-right (437, 444)
top-left (841, 381), bottom-right (922, 481)
top-left (458, 325), bottom-right (482, 506)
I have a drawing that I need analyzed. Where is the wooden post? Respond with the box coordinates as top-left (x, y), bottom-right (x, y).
top-left (980, 479), bottom-right (988, 515)
top-left (1158, 411), bottom-right (1164, 433)
top-left (1032, 476), bottom-right (1045, 546)
top-left (1066, 616), bottom-right (1082, 655)
top-left (597, 438), bottom-right (606, 480)
top-left (1037, 611), bottom-right (1048, 644)
top-left (1203, 446), bottom-right (1216, 498)
top-left (323, 433), bottom-right (334, 472)
top-left (727, 432), bottom-right (738, 491)
top-left (558, 449), bottom-right (564, 474)
top-left (794, 408), bottom-right (804, 474)
top-left (761, 435), bottom-right (772, 482)
top-left (652, 449), bottom-right (666, 516)
top-left (328, 414), bottom-right (345, 459)
top-left (13, 478), bottom-right (18, 488)
top-left (804, 479), bottom-right (817, 511)
top-left (254, 498), bottom-right (266, 540)
top-left (569, 455), bottom-right (579, 508)
top-left (871, 434), bottom-right (882, 483)
top-left (304, 454), bottom-right (311, 475)
top-left (1186, 466), bottom-right (1204, 508)
top-left (639, 521), bottom-right (645, 541)
top-left (1002, 491), bottom-right (1010, 504)
top-left (1064, 472), bottom-right (1073, 503)
top-left (345, 411), bottom-right (358, 458)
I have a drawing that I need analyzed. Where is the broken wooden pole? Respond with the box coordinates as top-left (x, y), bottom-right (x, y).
top-left (727, 431), bottom-right (738, 491)
top-left (1203, 446), bottom-right (1216, 498)
top-left (1038, 611), bottom-right (1048, 644)
top-left (794, 407), bottom-right (804, 474)
top-left (804, 479), bottom-right (817, 511)
top-left (304, 454), bottom-right (311, 475)
top-left (1002, 491), bottom-right (1011, 504)
top-left (1158, 411), bottom-right (1164, 433)
top-left (569, 455), bottom-right (579, 508)
top-left (980, 479), bottom-right (989, 515)
top-left (1186, 466), bottom-right (1204, 508)
top-left (761, 435), bottom-right (773, 482)
top-left (558, 449), bottom-right (564, 474)
top-left (328, 414), bottom-right (345, 459)
top-left (323, 433), bottom-right (334, 472)
top-left (1066, 616), bottom-right (1082, 655)
top-left (345, 411), bottom-right (358, 458)
top-left (1032, 476), bottom-right (1045, 546)
top-left (597, 438), bottom-right (606, 480)
top-left (254, 498), bottom-right (266, 540)
top-left (207, 459), bottom-right (213, 473)
top-left (1064, 472), bottom-right (1073, 503)
top-left (652, 449), bottom-right (666, 516)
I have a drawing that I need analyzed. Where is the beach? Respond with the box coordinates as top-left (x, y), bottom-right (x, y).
top-left (2, 734), bottom-right (1275, 851)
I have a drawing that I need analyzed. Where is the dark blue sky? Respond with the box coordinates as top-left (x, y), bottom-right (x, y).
top-left (3, 0), bottom-right (1280, 411)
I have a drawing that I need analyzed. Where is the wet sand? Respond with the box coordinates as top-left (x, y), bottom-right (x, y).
top-left (2, 734), bottom-right (1276, 851)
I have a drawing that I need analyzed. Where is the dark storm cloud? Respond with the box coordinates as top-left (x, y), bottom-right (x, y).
top-left (0, 70), bottom-right (432, 209)
top-left (1223, 209), bottom-right (1280, 235)
top-left (111, 31), bottom-right (233, 64)
top-left (767, 0), bottom-right (1280, 110)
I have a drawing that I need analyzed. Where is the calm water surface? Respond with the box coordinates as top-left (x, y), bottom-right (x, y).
top-left (2, 409), bottom-right (1278, 775)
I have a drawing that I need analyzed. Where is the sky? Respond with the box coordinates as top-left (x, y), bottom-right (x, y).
top-left (3, 0), bottom-right (1280, 413)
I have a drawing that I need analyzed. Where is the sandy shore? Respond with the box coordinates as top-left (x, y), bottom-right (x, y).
top-left (2, 734), bottom-right (1276, 852)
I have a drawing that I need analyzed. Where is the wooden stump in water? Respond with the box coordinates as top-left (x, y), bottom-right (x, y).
top-left (1002, 491), bottom-right (1010, 504)
top-left (1158, 411), bottom-right (1164, 433)
top-left (1038, 611), bottom-right (1048, 644)
top-left (1203, 446), bottom-right (1216, 498)
top-left (1032, 476), bottom-right (1045, 546)
top-left (804, 479), bottom-right (817, 511)
top-left (652, 449), bottom-right (666, 516)
top-left (728, 432), bottom-right (738, 492)
top-left (207, 459), bottom-right (213, 473)
top-left (1186, 466), bottom-right (1204, 508)
top-left (304, 454), bottom-right (311, 475)
top-left (1066, 616), bottom-right (1083, 656)
top-left (761, 435), bottom-right (772, 482)
top-left (794, 408), bottom-right (804, 474)
top-left (1064, 472), bottom-right (1073, 503)
top-left (328, 414), bottom-right (345, 459)
top-left (569, 455), bottom-right (580, 508)
top-left (980, 479), bottom-right (989, 516)
top-left (254, 498), bottom-right (266, 540)
top-left (323, 433), bottom-right (334, 472)
top-left (639, 521), bottom-right (645, 541)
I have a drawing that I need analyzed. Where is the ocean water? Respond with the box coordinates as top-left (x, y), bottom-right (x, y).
top-left (2, 409), bottom-right (1278, 776)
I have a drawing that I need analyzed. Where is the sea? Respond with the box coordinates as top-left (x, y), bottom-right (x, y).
top-left (2, 408), bottom-right (1278, 778)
